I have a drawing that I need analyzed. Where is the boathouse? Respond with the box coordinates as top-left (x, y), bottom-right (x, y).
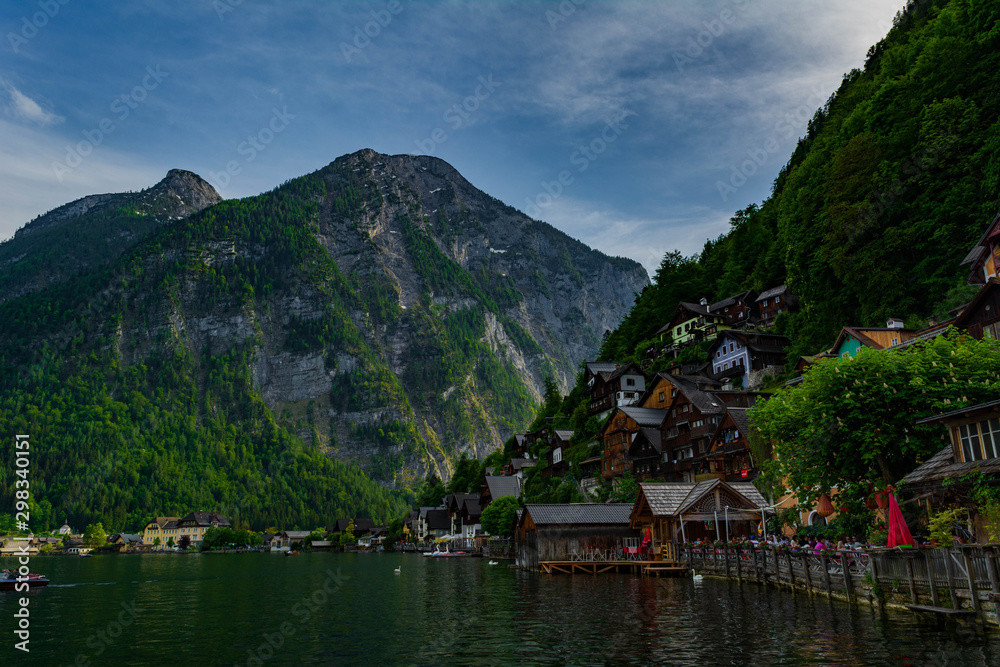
top-left (630, 480), bottom-right (770, 550)
top-left (515, 503), bottom-right (636, 570)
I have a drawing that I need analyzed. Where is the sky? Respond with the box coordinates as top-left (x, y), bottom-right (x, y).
top-left (0, 0), bottom-right (906, 277)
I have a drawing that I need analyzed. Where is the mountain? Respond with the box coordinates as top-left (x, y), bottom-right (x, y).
top-left (602, 0), bottom-right (1000, 365)
top-left (0, 169), bottom-right (222, 303)
top-left (0, 150), bottom-right (646, 531)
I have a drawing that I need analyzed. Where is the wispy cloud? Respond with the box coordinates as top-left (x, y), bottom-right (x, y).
top-left (0, 79), bottom-right (64, 126)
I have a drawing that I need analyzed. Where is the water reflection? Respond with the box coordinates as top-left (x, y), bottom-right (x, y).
top-left (1, 554), bottom-right (997, 666)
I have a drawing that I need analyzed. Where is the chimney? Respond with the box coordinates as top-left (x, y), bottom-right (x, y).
top-left (699, 297), bottom-right (708, 307)
top-left (887, 318), bottom-right (905, 329)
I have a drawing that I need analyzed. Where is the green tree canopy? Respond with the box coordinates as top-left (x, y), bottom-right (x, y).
top-left (82, 522), bottom-right (107, 547)
top-left (752, 331), bottom-right (1000, 507)
top-left (480, 496), bottom-right (520, 537)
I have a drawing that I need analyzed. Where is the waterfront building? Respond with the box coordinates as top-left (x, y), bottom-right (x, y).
top-left (630, 480), bottom-right (769, 547)
top-left (175, 511), bottom-right (231, 548)
top-left (514, 503), bottom-right (635, 570)
top-left (143, 516), bottom-right (180, 548)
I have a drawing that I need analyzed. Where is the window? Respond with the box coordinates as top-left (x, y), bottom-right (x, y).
top-left (775, 296), bottom-right (781, 304)
top-left (959, 418), bottom-right (1000, 461)
top-left (762, 299), bottom-right (768, 306)
top-left (891, 337), bottom-right (899, 346)
top-left (626, 378), bottom-right (635, 386)
top-left (658, 392), bottom-right (665, 402)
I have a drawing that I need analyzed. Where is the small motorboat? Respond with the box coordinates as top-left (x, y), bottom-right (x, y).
top-left (0, 569), bottom-right (49, 591)
top-left (285, 550), bottom-right (300, 557)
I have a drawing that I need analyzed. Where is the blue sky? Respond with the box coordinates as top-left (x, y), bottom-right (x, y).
top-left (1, 0), bottom-right (905, 276)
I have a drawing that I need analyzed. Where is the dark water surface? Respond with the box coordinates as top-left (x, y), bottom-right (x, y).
top-left (1, 552), bottom-right (998, 665)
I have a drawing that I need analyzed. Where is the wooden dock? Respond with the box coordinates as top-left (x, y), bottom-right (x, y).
top-left (540, 560), bottom-right (688, 576)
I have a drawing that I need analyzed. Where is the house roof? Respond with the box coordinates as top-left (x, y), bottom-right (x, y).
top-left (712, 330), bottom-right (789, 354)
top-left (635, 480), bottom-right (768, 518)
top-left (619, 406), bottom-right (668, 427)
top-left (629, 428), bottom-right (663, 456)
top-left (509, 458), bottom-right (537, 472)
top-left (915, 399), bottom-right (1000, 425)
top-left (176, 511), bottom-right (230, 528)
top-left (608, 362), bottom-right (644, 381)
top-left (462, 498), bottom-right (482, 518)
top-left (901, 444), bottom-right (1000, 488)
top-left (585, 361), bottom-right (620, 375)
top-left (524, 504), bottom-right (633, 526)
top-left (726, 407), bottom-right (751, 435)
top-left (756, 285), bottom-right (789, 301)
top-left (959, 211), bottom-right (1000, 270)
top-left (485, 475), bottom-right (521, 500)
top-left (553, 429), bottom-right (574, 443)
top-left (425, 509), bottom-right (451, 531)
top-left (280, 530), bottom-right (313, 539)
top-left (954, 278), bottom-right (1000, 328)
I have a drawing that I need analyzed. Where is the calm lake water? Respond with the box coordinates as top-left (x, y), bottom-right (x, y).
top-left (1, 552), bottom-right (999, 666)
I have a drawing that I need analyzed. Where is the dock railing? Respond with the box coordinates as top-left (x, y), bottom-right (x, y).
top-left (678, 543), bottom-right (1000, 625)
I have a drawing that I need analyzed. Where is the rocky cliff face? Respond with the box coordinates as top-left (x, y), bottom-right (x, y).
top-left (0, 151), bottom-right (647, 485)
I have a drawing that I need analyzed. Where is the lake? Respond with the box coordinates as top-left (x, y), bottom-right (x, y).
top-left (2, 552), bottom-right (999, 665)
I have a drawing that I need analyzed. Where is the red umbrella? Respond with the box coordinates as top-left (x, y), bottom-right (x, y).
top-left (640, 526), bottom-right (652, 553)
top-left (886, 492), bottom-right (914, 548)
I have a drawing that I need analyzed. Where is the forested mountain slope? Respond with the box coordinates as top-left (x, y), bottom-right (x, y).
top-left (603, 0), bottom-right (1000, 364)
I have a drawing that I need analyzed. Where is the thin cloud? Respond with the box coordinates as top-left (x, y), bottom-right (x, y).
top-left (0, 79), bottom-right (64, 126)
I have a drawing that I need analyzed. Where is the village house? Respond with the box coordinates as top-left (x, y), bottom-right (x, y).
top-left (711, 289), bottom-right (759, 327)
top-left (459, 497), bottom-right (482, 539)
top-left (830, 320), bottom-right (916, 359)
top-left (480, 475), bottom-right (522, 509)
top-left (278, 530), bottom-right (313, 549)
top-left (657, 300), bottom-right (731, 354)
top-left (444, 493), bottom-right (479, 535)
top-left (514, 503), bottom-right (636, 570)
top-left (659, 379), bottom-right (727, 482)
top-left (708, 331), bottom-right (789, 390)
top-left (543, 429), bottom-right (574, 477)
top-left (600, 406), bottom-right (667, 478)
top-left (143, 516), bottom-right (180, 549)
top-left (630, 480), bottom-right (770, 552)
top-left (702, 407), bottom-right (756, 483)
top-left (107, 534), bottom-right (144, 552)
top-left (902, 399), bottom-right (1000, 542)
top-left (961, 210), bottom-right (1000, 285)
top-left (175, 511), bottom-right (231, 548)
top-left (755, 285), bottom-right (798, 328)
top-left (583, 361), bottom-right (646, 419)
top-left (626, 428), bottom-right (664, 480)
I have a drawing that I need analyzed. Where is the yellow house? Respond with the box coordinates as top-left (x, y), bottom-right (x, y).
top-left (176, 511), bottom-right (231, 547)
top-left (143, 517), bottom-right (180, 549)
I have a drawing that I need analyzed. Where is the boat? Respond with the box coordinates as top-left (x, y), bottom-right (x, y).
top-left (0, 570), bottom-right (49, 591)
top-left (285, 550), bottom-right (300, 557)
top-left (424, 547), bottom-right (470, 558)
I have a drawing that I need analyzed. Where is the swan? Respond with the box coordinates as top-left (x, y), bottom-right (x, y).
top-left (394, 566), bottom-right (401, 574)
top-left (488, 560), bottom-right (498, 565)
top-left (691, 572), bottom-right (703, 580)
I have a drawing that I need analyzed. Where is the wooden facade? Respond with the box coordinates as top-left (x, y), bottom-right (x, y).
top-left (954, 279), bottom-right (1000, 340)
top-left (600, 407), bottom-right (666, 478)
top-left (515, 504), bottom-right (636, 570)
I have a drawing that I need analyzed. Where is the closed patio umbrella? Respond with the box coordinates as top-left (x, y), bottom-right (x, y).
top-left (887, 492), bottom-right (914, 548)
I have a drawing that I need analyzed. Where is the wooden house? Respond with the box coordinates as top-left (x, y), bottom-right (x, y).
top-left (627, 428), bottom-right (664, 480)
top-left (544, 429), bottom-right (574, 477)
top-left (709, 289), bottom-right (759, 326)
top-left (660, 380), bottom-right (727, 481)
top-left (480, 475), bottom-right (522, 508)
top-left (515, 503), bottom-right (636, 570)
top-left (960, 210), bottom-right (1000, 285)
top-left (755, 285), bottom-right (798, 328)
top-left (703, 408), bottom-right (756, 482)
top-left (584, 361), bottom-right (646, 419)
top-left (657, 300), bottom-right (730, 352)
top-left (600, 406), bottom-right (667, 478)
top-left (953, 278), bottom-right (1000, 340)
top-left (902, 399), bottom-right (1000, 542)
top-left (831, 321), bottom-right (917, 359)
top-left (630, 480), bottom-right (770, 548)
top-left (707, 331), bottom-right (789, 390)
